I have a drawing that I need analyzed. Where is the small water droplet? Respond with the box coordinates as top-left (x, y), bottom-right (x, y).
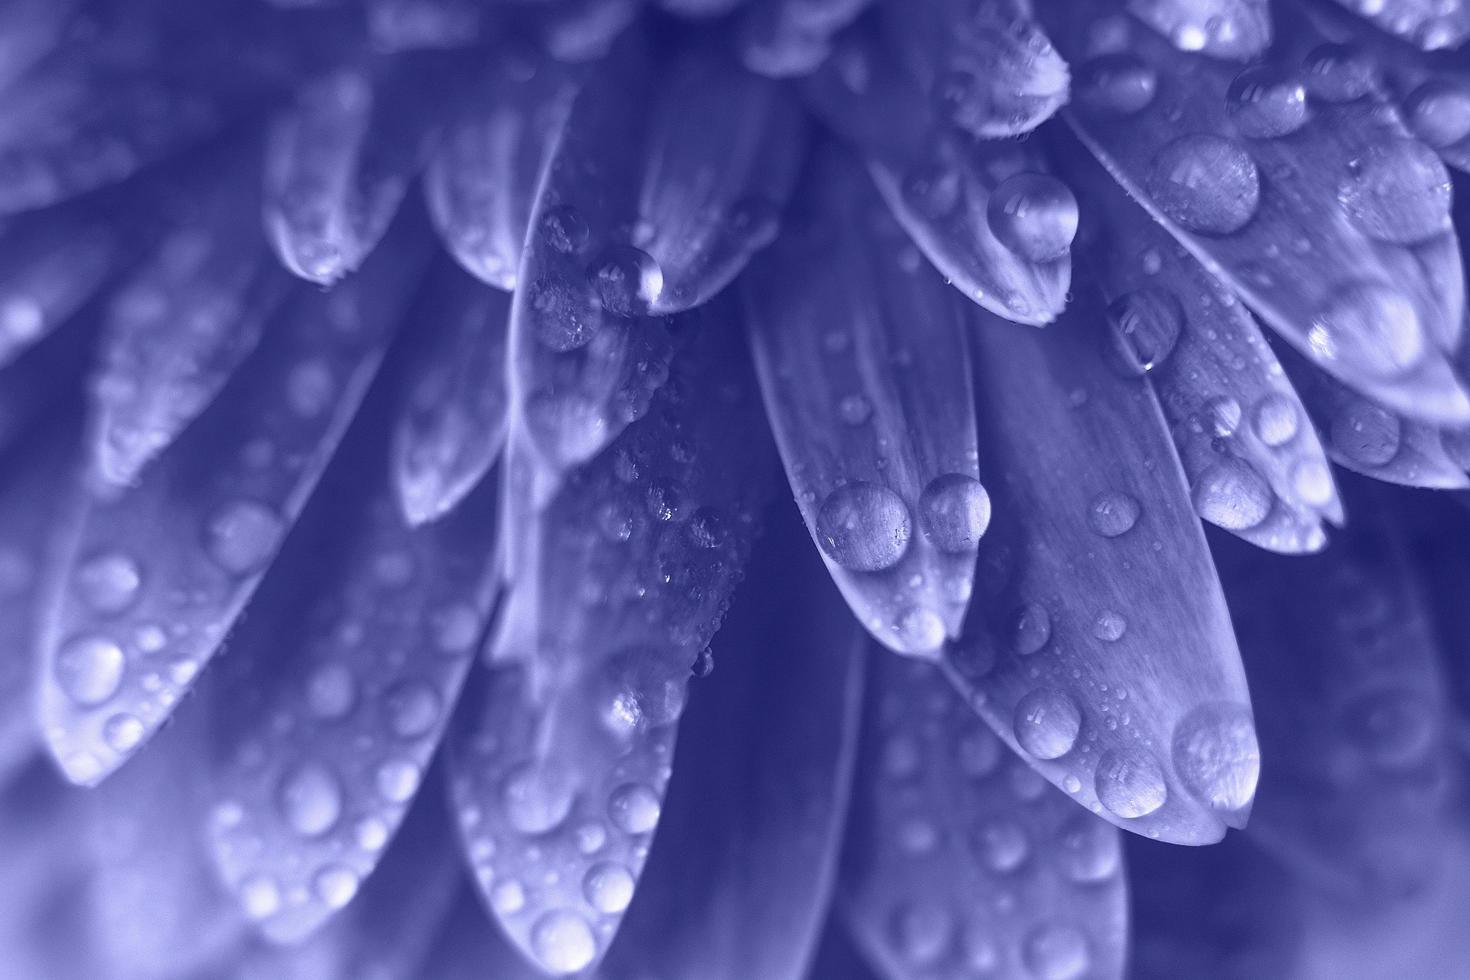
top-left (313, 864), bottom-right (360, 910)
top-left (889, 903), bottom-right (952, 967)
top-left (583, 861), bottom-right (635, 914)
top-left (541, 205), bottom-right (590, 255)
top-left (1076, 53), bottom-right (1158, 116)
top-left (277, 762), bottom-right (344, 837)
top-left (305, 662), bottom-right (357, 720)
top-left (1107, 287), bottom-right (1183, 374)
top-left (383, 679), bottom-right (441, 738)
top-left (1330, 399), bottom-right (1401, 467)
top-left (1092, 610), bottom-right (1127, 642)
top-left (376, 758), bottom-right (421, 803)
top-left (1403, 79), bottom-right (1470, 150)
top-left (1095, 747), bottom-right (1167, 818)
top-left (54, 635), bottom-right (125, 707)
top-left (1087, 490), bottom-right (1141, 537)
top-left (814, 482), bottom-right (912, 572)
top-left (1338, 138), bottom-right (1452, 245)
top-left (103, 712), bottom-right (144, 752)
top-left (974, 818), bottom-right (1029, 873)
top-left (1303, 43), bottom-right (1376, 103)
top-left (240, 874), bottom-right (281, 920)
top-left (501, 762), bottom-right (575, 835)
top-left (838, 393), bottom-right (872, 426)
top-left (1014, 687), bottom-right (1082, 760)
top-left (586, 245), bottom-right (663, 317)
top-left (1012, 603), bottom-right (1052, 655)
top-left (1023, 923), bottom-right (1092, 980)
top-left (1193, 459), bottom-right (1271, 531)
top-left (1055, 813), bottom-right (1121, 883)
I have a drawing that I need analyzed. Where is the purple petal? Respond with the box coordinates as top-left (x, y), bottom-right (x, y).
top-left (841, 653), bottom-right (1129, 980)
top-left (448, 314), bottom-right (772, 975)
top-left (1326, 0), bottom-right (1470, 52)
top-left (598, 502), bottom-right (865, 980)
top-left (536, 0), bottom-right (642, 63)
top-left (0, 0), bottom-right (76, 93)
top-left (1047, 7), bottom-right (1470, 424)
top-left (37, 221), bottom-right (432, 787)
top-left (0, 204), bottom-right (115, 373)
top-left (364, 0), bottom-right (487, 53)
top-left (1126, 0), bottom-right (1272, 59)
top-left (744, 148), bottom-right (985, 657)
top-left (736, 0), bottom-right (872, 78)
top-left (948, 286), bottom-right (1258, 845)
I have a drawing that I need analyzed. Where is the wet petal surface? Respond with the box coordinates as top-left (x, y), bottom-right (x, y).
top-left (745, 149), bottom-right (984, 658)
top-left (1326, 0), bottom-right (1470, 51)
top-left (1126, 0), bottom-right (1272, 59)
top-left (0, 204), bottom-right (115, 373)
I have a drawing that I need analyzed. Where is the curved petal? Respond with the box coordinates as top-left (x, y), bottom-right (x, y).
top-left (947, 287), bottom-right (1258, 845)
top-left (736, 0), bottom-right (871, 78)
top-left (744, 149), bottom-right (985, 658)
top-left (1076, 154), bottom-right (1344, 552)
top-left (0, 204), bottom-right (115, 373)
top-left (90, 146), bottom-right (290, 488)
top-left (0, 0), bottom-right (76, 93)
top-left (804, 29), bottom-right (1075, 325)
top-left (1046, 5), bottom-right (1470, 424)
top-left (598, 501), bottom-right (865, 980)
top-left (1326, 0), bottom-right (1469, 52)
top-left (204, 439), bottom-right (500, 941)
top-left (841, 652), bottom-right (1129, 980)
top-left (447, 314), bottom-right (774, 976)
top-left (1216, 490), bottom-right (1457, 904)
top-left (422, 51), bottom-right (579, 291)
top-left (37, 219), bottom-right (432, 787)
top-left (364, 0), bottom-right (487, 53)
top-left (391, 261), bottom-right (510, 525)
top-left (1126, 0), bottom-right (1271, 59)
top-left (264, 60), bottom-right (448, 285)
top-left (536, 0), bottom-right (642, 64)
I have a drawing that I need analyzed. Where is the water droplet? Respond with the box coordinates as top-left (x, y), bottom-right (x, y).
top-left (1404, 79), bottom-right (1470, 150)
top-left (383, 679), bottom-right (441, 738)
top-left (1303, 43), bottom-right (1376, 103)
top-left (376, 758), bottom-right (421, 803)
top-left (1076, 53), bottom-right (1158, 116)
top-left (1338, 138), bottom-right (1452, 245)
top-left (501, 762), bottom-right (575, 835)
top-left (1148, 135), bottom-right (1260, 235)
top-left (491, 879), bottom-right (526, 914)
top-left (1291, 457), bottom-right (1335, 505)
top-left (1092, 610), bottom-right (1127, 642)
top-left (306, 662), bottom-right (357, 720)
top-left (1330, 399), bottom-right (1401, 467)
top-left (1012, 603), bottom-right (1052, 655)
top-left (240, 874), bottom-right (281, 920)
top-left (918, 474), bottom-right (991, 553)
top-left (1014, 687), bottom-right (1082, 760)
top-left (204, 500), bottom-right (284, 576)
top-left (103, 712), bottom-right (144, 752)
top-left (889, 903), bottom-right (952, 967)
top-left (838, 393), bottom-right (872, 426)
top-left (313, 864), bottom-right (360, 910)
top-left (901, 159), bottom-right (962, 219)
top-left (74, 552), bottom-right (142, 614)
top-left (987, 173), bottom-right (1079, 262)
top-left (53, 633), bottom-right (126, 712)
top-left (430, 602), bottom-right (480, 655)
top-left (1193, 460), bottom-right (1271, 531)
top-left (541, 204), bottom-right (590, 255)
top-left (608, 782), bottom-right (660, 835)
top-left (1107, 287), bottom-right (1183, 374)
top-left (974, 818), bottom-right (1029, 873)
top-left (1342, 689), bottom-right (1435, 770)
top-left (814, 483), bottom-right (912, 572)
top-left (355, 815), bottom-right (389, 851)
top-left (584, 861), bottom-right (635, 914)
top-left (1055, 813), bottom-right (1121, 882)
top-left (895, 607), bottom-right (947, 655)
top-left (1226, 65), bottom-right (1308, 138)
top-left (530, 909), bottom-right (598, 974)
top-left (1023, 924), bottom-right (1092, 980)
top-left (586, 245), bottom-right (663, 317)
top-left (1307, 282), bottom-right (1425, 378)
top-left (1095, 747), bottom-right (1167, 818)
top-left (1172, 702), bottom-right (1259, 812)
top-left (277, 762), bottom-right (344, 836)
top-left (1252, 393), bottom-right (1299, 446)
top-left (528, 274), bottom-right (601, 351)
top-left (1087, 490), bottom-right (1141, 537)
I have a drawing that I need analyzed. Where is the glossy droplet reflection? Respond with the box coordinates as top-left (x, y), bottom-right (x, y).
top-left (814, 482), bottom-right (912, 572)
top-left (1172, 702), bottom-right (1260, 813)
top-left (530, 909), bottom-right (597, 974)
top-left (1095, 747), bottom-right (1167, 819)
top-left (1307, 282), bottom-right (1426, 379)
top-left (54, 635), bottom-right (125, 706)
top-left (1107, 287), bottom-right (1183, 374)
top-left (1147, 134), bottom-right (1260, 235)
top-left (277, 762), bottom-right (344, 837)
top-left (1337, 138), bottom-right (1453, 246)
top-left (986, 173), bottom-right (1079, 263)
top-left (204, 499), bottom-right (285, 576)
top-left (1087, 491), bottom-right (1141, 538)
top-left (917, 474), bottom-right (990, 553)
top-left (1014, 687), bottom-right (1082, 760)
top-left (1226, 65), bottom-right (1308, 139)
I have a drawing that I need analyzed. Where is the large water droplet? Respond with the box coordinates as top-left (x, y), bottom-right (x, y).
top-left (204, 500), bottom-right (285, 576)
top-left (527, 274), bottom-right (602, 352)
top-left (814, 483), bottom-right (912, 572)
top-left (1014, 687), bottom-right (1082, 760)
top-left (608, 782), bottom-right (660, 835)
top-left (917, 474), bottom-right (990, 553)
top-left (541, 204), bottom-right (590, 255)
top-left (1193, 460), bottom-right (1271, 531)
top-left (1093, 610), bottom-right (1127, 643)
top-left (1172, 702), bottom-right (1259, 812)
top-left (1107, 287), bottom-right (1183, 374)
top-left (277, 762), bottom-right (344, 837)
top-left (1307, 282), bottom-right (1426, 378)
top-left (1226, 65), bottom-right (1308, 139)
top-left (1338, 138), bottom-right (1453, 245)
top-left (986, 173), bottom-right (1079, 263)
top-left (1095, 747), bottom-right (1167, 818)
top-left (54, 635), bottom-right (126, 707)
top-left (1404, 80), bottom-right (1470, 150)
top-left (586, 245), bottom-right (663, 317)
top-left (1076, 53), bottom-right (1158, 116)
top-left (1022, 924), bottom-right (1092, 980)
top-left (74, 552), bottom-right (142, 614)
top-left (530, 909), bottom-right (598, 974)
top-left (1054, 813), bottom-right (1121, 883)
top-left (583, 861), bottom-right (635, 914)
top-left (501, 762), bottom-right (576, 835)
top-left (1087, 490), bottom-right (1141, 537)
top-left (383, 679), bottom-right (440, 738)
top-left (1252, 393), bottom-right (1299, 446)
top-left (1330, 399), bottom-right (1402, 467)
top-left (1147, 135), bottom-right (1260, 235)
top-left (1303, 43), bottom-right (1376, 103)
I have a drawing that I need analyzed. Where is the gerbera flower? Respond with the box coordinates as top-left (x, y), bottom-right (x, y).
top-left (0, 0), bottom-right (1468, 976)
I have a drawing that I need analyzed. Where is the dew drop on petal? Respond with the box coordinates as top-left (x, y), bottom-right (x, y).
top-left (608, 782), bottom-right (660, 835)
top-left (1076, 53), bottom-right (1158, 116)
top-left (889, 903), bottom-right (952, 967)
top-left (586, 245), bottom-right (663, 318)
top-left (974, 818), bottom-right (1030, 873)
top-left (1095, 747), bottom-right (1167, 818)
top-left (1087, 490), bottom-right (1141, 537)
top-left (986, 173), bottom-right (1079, 263)
top-left (583, 861), bottom-right (635, 914)
top-left (1192, 459), bottom-right (1271, 531)
top-left (1337, 138), bottom-right (1453, 245)
top-left (530, 909), bottom-right (598, 974)
top-left (54, 635), bottom-right (126, 706)
top-left (1055, 814), bottom-right (1121, 883)
top-left (204, 500), bottom-right (285, 576)
top-left (1023, 924), bottom-right (1091, 980)
top-left (375, 758), bottom-right (421, 803)
top-left (277, 762), bottom-right (344, 837)
top-left (814, 482), bottom-right (912, 571)
top-left (1403, 80), bottom-right (1470, 150)
top-left (1012, 602), bottom-right (1052, 655)
top-left (1147, 134), bottom-right (1260, 235)
top-left (1330, 399), bottom-right (1402, 466)
top-left (1172, 702), bottom-right (1260, 812)
top-left (102, 712), bottom-right (144, 752)
top-left (383, 678), bottom-right (440, 738)
top-left (305, 662), bottom-right (357, 720)
top-left (74, 551), bottom-right (142, 614)
top-left (1303, 43), bottom-right (1377, 103)
top-left (501, 762), bottom-right (576, 835)
top-left (541, 204), bottom-right (590, 255)
top-left (313, 864), bottom-right (360, 910)
top-left (1014, 687), bottom-right (1082, 760)
top-left (1252, 393), bottom-right (1299, 446)
top-left (1226, 65), bottom-right (1308, 139)
top-left (917, 474), bottom-right (990, 553)
top-left (240, 874), bottom-right (281, 920)
top-left (1307, 282), bottom-right (1426, 378)
top-left (1092, 610), bottom-right (1127, 643)
top-left (1107, 287), bottom-right (1183, 374)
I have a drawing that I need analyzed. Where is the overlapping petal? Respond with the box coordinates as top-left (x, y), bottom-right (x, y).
top-left (841, 652), bottom-right (1128, 980)
top-left (947, 287), bottom-right (1258, 844)
top-left (448, 314), bottom-right (774, 975)
top-left (0, 204), bottom-right (115, 372)
top-left (736, 0), bottom-right (871, 78)
top-left (745, 149), bottom-right (985, 658)
top-left (1046, 4), bottom-right (1470, 425)
top-left (1126, 0), bottom-right (1272, 59)
top-left (37, 220), bottom-right (432, 786)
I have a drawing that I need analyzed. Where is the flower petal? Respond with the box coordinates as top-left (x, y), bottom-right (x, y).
top-left (37, 219), bottom-right (432, 787)
top-left (1047, 7), bottom-right (1470, 424)
top-left (204, 433), bottom-right (499, 941)
top-left (598, 502), bottom-right (865, 980)
top-left (1216, 490), bottom-right (1456, 904)
top-left (0, 0), bottom-right (76, 94)
top-left (840, 653), bottom-right (1128, 980)
top-left (1126, 0), bottom-right (1271, 59)
top-left (447, 314), bottom-right (772, 976)
top-left (744, 148), bottom-right (985, 658)
top-left (736, 0), bottom-right (872, 78)
top-left (422, 50), bottom-right (579, 290)
top-left (536, 0), bottom-right (642, 64)
top-left (1326, 0), bottom-right (1469, 52)
top-left (264, 61), bottom-right (447, 285)
top-left (90, 148), bottom-right (290, 488)
top-left (947, 286), bottom-right (1258, 845)
top-left (0, 204), bottom-right (115, 373)
top-left (804, 28), bottom-right (1075, 325)
top-left (1076, 154), bottom-right (1344, 552)
top-left (391, 260), bottom-right (511, 525)
top-left (364, 0), bottom-right (487, 53)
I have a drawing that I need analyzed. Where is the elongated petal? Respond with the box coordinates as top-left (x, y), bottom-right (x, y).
top-left (0, 205), bottom-right (115, 372)
top-left (598, 503), bottom-right (864, 980)
top-left (391, 261), bottom-right (510, 525)
top-left (1046, 6), bottom-right (1470, 424)
top-left (745, 150), bottom-right (984, 658)
top-left (1126, 0), bottom-right (1272, 59)
top-left (842, 653), bottom-right (1128, 980)
top-left (0, 0), bottom-right (75, 93)
top-left (265, 62), bottom-right (446, 285)
top-left (448, 315), bottom-right (773, 976)
top-left (1327, 0), bottom-right (1469, 51)
top-left (422, 52), bottom-right (579, 290)
top-left (537, 0), bottom-right (642, 63)
top-left (1216, 491), bottom-right (1456, 903)
top-left (365, 0), bottom-right (487, 52)
top-left (947, 287), bottom-right (1257, 845)
top-left (880, 0), bottom-right (1070, 140)
top-left (804, 30), bottom-right (1075, 325)
top-left (1077, 156), bottom-right (1343, 552)
top-left (90, 150), bottom-right (288, 487)
top-left (205, 449), bottom-right (499, 941)
top-left (0, 307), bottom-right (99, 460)
top-left (510, 35), bottom-right (798, 475)
top-left (415, 887), bottom-right (546, 980)
top-left (38, 220), bottom-right (432, 787)
top-left (737, 0), bottom-right (872, 78)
